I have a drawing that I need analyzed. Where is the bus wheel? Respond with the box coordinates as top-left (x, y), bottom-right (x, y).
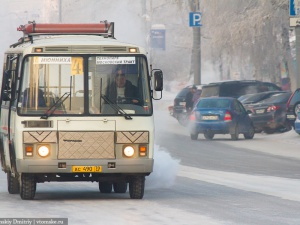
top-left (7, 171), bottom-right (20, 194)
top-left (113, 182), bottom-right (127, 193)
top-left (99, 182), bottom-right (112, 193)
top-left (20, 174), bottom-right (36, 200)
top-left (129, 176), bottom-right (145, 199)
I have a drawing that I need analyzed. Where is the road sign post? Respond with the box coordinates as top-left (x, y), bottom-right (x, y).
top-left (189, 12), bottom-right (202, 85)
top-left (290, 0), bottom-right (300, 89)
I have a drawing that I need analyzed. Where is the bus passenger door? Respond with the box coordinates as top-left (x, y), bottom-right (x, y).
top-left (0, 54), bottom-right (20, 172)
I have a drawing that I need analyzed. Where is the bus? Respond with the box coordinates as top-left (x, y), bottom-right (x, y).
top-left (0, 21), bottom-right (163, 200)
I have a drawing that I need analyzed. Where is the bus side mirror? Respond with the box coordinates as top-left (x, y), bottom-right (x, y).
top-left (1, 70), bottom-right (12, 101)
top-left (153, 70), bottom-right (163, 91)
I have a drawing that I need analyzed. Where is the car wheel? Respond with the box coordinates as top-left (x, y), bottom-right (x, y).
top-left (99, 182), bottom-right (113, 193)
top-left (231, 125), bottom-right (239, 140)
top-left (244, 125), bottom-right (255, 139)
top-left (204, 131), bottom-right (214, 140)
top-left (190, 133), bottom-right (198, 140)
top-left (294, 102), bottom-right (300, 115)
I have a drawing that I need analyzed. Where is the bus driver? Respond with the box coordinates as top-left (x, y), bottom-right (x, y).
top-left (107, 69), bottom-right (139, 104)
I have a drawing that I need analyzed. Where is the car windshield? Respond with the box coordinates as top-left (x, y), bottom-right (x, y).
top-left (18, 55), bottom-right (152, 116)
top-left (197, 98), bottom-right (231, 108)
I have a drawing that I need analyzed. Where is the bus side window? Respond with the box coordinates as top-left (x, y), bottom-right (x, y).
top-left (1, 54), bottom-right (19, 102)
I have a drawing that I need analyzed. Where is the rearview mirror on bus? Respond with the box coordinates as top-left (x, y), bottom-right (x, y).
top-left (153, 70), bottom-right (163, 91)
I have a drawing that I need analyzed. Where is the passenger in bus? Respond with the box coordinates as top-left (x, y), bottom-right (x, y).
top-left (22, 88), bottom-right (46, 107)
top-left (107, 69), bottom-right (140, 104)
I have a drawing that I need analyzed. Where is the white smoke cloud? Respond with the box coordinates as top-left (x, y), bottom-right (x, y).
top-left (146, 144), bottom-right (181, 190)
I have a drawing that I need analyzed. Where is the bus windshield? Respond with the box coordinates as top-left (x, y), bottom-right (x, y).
top-left (18, 55), bottom-right (152, 116)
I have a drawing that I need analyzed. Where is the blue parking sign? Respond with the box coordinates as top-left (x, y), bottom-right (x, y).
top-left (189, 12), bottom-right (202, 27)
top-left (290, 0), bottom-right (300, 16)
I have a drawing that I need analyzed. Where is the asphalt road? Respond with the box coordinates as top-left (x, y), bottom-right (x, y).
top-left (156, 110), bottom-right (300, 179)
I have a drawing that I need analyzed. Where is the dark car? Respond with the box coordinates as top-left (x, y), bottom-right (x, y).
top-left (286, 88), bottom-right (300, 127)
top-left (239, 91), bottom-right (289, 115)
top-left (247, 92), bottom-right (292, 134)
top-left (188, 97), bottom-right (255, 140)
top-left (238, 91), bottom-right (287, 105)
top-left (172, 85), bottom-right (202, 123)
top-left (201, 80), bottom-right (282, 99)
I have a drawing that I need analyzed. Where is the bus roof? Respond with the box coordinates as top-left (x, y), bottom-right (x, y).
top-left (6, 34), bottom-right (146, 55)
top-left (5, 22), bottom-right (146, 55)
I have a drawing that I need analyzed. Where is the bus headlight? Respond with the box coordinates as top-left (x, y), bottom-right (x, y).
top-left (38, 145), bottom-right (50, 157)
top-left (123, 146), bottom-right (135, 157)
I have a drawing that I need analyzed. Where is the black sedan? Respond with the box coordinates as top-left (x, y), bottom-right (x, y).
top-left (246, 92), bottom-right (292, 134)
top-left (238, 91), bottom-right (288, 106)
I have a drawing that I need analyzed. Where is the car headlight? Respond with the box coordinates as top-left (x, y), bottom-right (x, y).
top-left (123, 146), bottom-right (135, 157)
top-left (38, 145), bottom-right (50, 157)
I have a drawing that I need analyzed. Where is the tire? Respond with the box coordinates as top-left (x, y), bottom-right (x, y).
top-left (0, 144), bottom-right (7, 171)
top-left (99, 182), bottom-right (112, 193)
top-left (231, 125), bottom-right (239, 140)
top-left (190, 133), bottom-right (198, 140)
top-left (129, 176), bottom-right (145, 199)
top-left (113, 182), bottom-right (128, 193)
top-left (244, 125), bottom-right (255, 139)
top-left (204, 131), bottom-right (214, 140)
top-left (294, 103), bottom-right (300, 115)
top-left (20, 174), bottom-right (36, 200)
top-left (7, 171), bottom-right (20, 194)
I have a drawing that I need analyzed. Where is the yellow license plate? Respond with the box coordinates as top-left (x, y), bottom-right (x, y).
top-left (72, 166), bottom-right (102, 173)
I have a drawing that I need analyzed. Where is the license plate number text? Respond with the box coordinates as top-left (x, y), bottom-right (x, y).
top-left (72, 166), bottom-right (102, 173)
top-left (202, 115), bottom-right (218, 120)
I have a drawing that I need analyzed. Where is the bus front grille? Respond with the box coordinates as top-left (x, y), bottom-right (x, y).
top-left (58, 131), bottom-right (115, 159)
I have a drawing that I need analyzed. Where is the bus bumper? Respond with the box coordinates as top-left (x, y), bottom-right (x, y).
top-left (16, 158), bottom-right (154, 174)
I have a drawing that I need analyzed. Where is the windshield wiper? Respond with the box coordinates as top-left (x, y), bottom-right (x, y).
top-left (101, 95), bottom-right (132, 120)
top-left (41, 92), bottom-right (70, 119)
